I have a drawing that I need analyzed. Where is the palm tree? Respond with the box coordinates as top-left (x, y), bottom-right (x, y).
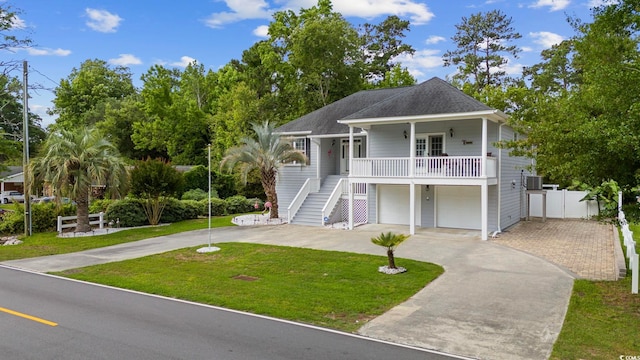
top-left (371, 232), bottom-right (410, 269)
top-left (221, 121), bottom-right (306, 219)
top-left (31, 127), bottom-right (126, 232)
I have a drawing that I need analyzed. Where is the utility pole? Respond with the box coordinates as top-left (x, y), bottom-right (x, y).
top-left (22, 60), bottom-right (31, 236)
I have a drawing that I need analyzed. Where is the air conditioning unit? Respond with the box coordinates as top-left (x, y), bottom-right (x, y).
top-left (526, 176), bottom-right (543, 190)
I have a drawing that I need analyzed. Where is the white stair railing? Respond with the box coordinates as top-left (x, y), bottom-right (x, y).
top-left (287, 178), bottom-right (311, 223)
top-left (322, 178), bottom-right (345, 226)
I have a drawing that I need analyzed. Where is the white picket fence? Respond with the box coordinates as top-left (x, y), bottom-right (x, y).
top-left (618, 211), bottom-right (639, 294)
top-left (57, 212), bottom-right (107, 234)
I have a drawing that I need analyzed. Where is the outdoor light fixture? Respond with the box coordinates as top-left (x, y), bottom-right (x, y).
top-left (449, 128), bottom-right (455, 138)
top-left (403, 130), bottom-right (408, 139)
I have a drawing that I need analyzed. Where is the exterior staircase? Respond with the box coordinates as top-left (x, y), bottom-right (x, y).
top-left (290, 175), bottom-right (344, 226)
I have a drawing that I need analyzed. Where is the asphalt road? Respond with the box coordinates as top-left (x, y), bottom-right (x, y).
top-left (0, 265), bottom-right (465, 360)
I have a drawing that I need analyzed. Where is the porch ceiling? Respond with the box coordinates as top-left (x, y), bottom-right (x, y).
top-left (338, 109), bottom-right (507, 129)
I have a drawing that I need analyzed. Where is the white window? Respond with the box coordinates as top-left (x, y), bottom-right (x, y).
top-left (416, 134), bottom-right (444, 156)
top-left (292, 138), bottom-right (307, 156)
top-left (289, 137), bottom-right (309, 165)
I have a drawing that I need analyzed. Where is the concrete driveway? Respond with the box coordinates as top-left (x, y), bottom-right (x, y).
top-left (2, 224), bottom-right (574, 360)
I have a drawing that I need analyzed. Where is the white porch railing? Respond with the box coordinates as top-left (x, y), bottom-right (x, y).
top-left (287, 178), bottom-right (311, 223)
top-left (619, 211), bottom-right (638, 294)
top-left (351, 156), bottom-right (497, 179)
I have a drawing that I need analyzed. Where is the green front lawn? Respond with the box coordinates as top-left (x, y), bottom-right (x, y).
top-left (56, 243), bottom-right (443, 333)
top-left (0, 216), bottom-right (234, 261)
top-left (551, 224), bottom-right (640, 359)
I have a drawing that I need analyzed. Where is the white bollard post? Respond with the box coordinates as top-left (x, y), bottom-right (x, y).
top-left (99, 212), bottom-right (104, 229)
top-left (57, 215), bottom-right (62, 234)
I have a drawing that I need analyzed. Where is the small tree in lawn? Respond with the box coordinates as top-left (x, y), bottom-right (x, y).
top-left (130, 158), bottom-right (184, 225)
top-left (371, 232), bottom-right (409, 273)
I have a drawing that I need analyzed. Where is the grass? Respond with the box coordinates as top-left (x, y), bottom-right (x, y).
top-left (55, 242), bottom-right (444, 333)
top-left (550, 224), bottom-right (640, 359)
top-left (0, 215), bottom-right (235, 261)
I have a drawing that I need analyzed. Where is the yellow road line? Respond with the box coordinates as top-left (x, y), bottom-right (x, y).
top-left (0, 306), bottom-right (58, 327)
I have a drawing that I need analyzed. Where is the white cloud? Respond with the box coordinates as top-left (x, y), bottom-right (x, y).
top-left (25, 47), bottom-right (71, 56)
top-left (529, 0), bottom-right (570, 11)
top-left (530, 31), bottom-right (564, 48)
top-left (205, 0), bottom-right (434, 28)
top-left (587, 0), bottom-right (619, 6)
top-left (329, 0), bottom-right (434, 25)
top-left (205, 0), bottom-right (272, 28)
top-left (171, 56), bottom-right (197, 68)
top-left (394, 49), bottom-right (443, 80)
top-left (85, 8), bottom-right (123, 33)
top-left (108, 54), bottom-right (142, 66)
top-left (253, 25), bottom-right (269, 37)
top-left (425, 35), bottom-right (446, 45)
top-left (521, 46), bottom-right (534, 52)
top-left (10, 15), bottom-right (26, 29)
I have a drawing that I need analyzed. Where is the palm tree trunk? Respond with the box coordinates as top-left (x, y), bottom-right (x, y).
top-left (261, 169), bottom-right (279, 219)
top-left (76, 188), bottom-right (91, 232)
top-left (387, 249), bottom-right (396, 269)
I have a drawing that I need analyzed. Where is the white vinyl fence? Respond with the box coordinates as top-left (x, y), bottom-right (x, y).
top-left (528, 188), bottom-right (599, 219)
top-left (57, 212), bottom-right (107, 234)
top-left (619, 211), bottom-right (639, 294)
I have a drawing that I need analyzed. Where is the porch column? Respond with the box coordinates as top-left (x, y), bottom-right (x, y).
top-left (348, 126), bottom-right (354, 230)
top-left (481, 117), bottom-right (488, 177)
top-left (348, 181), bottom-right (354, 230)
top-left (409, 182), bottom-right (416, 235)
top-left (313, 138), bottom-right (321, 179)
top-left (481, 181), bottom-right (488, 240)
top-left (409, 122), bottom-right (416, 177)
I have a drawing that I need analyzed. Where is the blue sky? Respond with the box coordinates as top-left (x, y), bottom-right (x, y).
top-left (5, 0), bottom-right (612, 127)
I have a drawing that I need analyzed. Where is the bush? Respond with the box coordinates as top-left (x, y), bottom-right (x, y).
top-left (622, 203), bottom-right (640, 224)
top-left (181, 188), bottom-right (213, 201)
top-left (89, 199), bottom-right (114, 214)
top-left (209, 198), bottom-right (227, 216)
top-left (159, 198), bottom-right (200, 223)
top-left (105, 199), bottom-right (148, 227)
top-left (182, 200), bottom-right (208, 217)
top-left (225, 195), bottom-right (253, 214)
top-left (0, 202), bottom-right (76, 234)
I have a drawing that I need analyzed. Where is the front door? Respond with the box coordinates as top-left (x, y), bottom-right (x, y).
top-left (340, 139), bottom-right (362, 175)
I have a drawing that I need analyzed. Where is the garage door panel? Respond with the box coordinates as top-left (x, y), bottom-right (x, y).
top-left (436, 186), bottom-right (481, 230)
top-left (378, 185), bottom-right (410, 225)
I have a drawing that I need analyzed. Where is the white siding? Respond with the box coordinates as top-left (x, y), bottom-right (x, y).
top-left (276, 139), bottom-right (317, 211)
top-left (498, 126), bottom-right (533, 230)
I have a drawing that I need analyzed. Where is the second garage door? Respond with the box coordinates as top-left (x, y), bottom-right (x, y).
top-left (436, 186), bottom-right (481, 230)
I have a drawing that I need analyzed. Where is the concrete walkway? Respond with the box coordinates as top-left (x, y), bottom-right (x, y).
top-left (1, 223), bottom-right (574, 360)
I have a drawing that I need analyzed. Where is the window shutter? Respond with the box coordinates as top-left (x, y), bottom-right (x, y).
top-left (305, 138), bottom-right (311, 165)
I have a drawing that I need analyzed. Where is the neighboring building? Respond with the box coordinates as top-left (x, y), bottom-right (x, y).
top-left (0, 166), bottom-right (25, 194)
top-left (275, 77), bottom-right (533, 240)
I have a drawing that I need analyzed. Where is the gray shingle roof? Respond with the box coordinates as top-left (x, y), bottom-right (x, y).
top-left (276, 77), bottom-right (494, 135)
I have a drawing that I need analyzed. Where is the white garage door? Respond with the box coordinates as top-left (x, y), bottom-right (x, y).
top-left (378, 185), bottom-right (420, 225)
top-left (436, 186), bottom-right (481, 230)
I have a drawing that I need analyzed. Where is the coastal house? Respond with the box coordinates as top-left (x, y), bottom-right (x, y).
top-left (275, 77), bottom-right (532, 240)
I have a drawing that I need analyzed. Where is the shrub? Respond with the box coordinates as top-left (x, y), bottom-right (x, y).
top-left (182, 188), bottom-right (212, 201)
top-left (622, 203), bottom-right (640, 224)
top-left (182, 200), bottom-right (208, 217)
top-left (89, 199), bottom-right (114, 214)
top-left (209, 198), bottom-right (227, 216)
top-left (0, 202), bottom-right (76, 234)
top-left (159, 198), bottom-right (200, 223)
top-left (105, 199), bottom-right (148, 227)
top-left (225, 195), bottom-right (253, 214)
